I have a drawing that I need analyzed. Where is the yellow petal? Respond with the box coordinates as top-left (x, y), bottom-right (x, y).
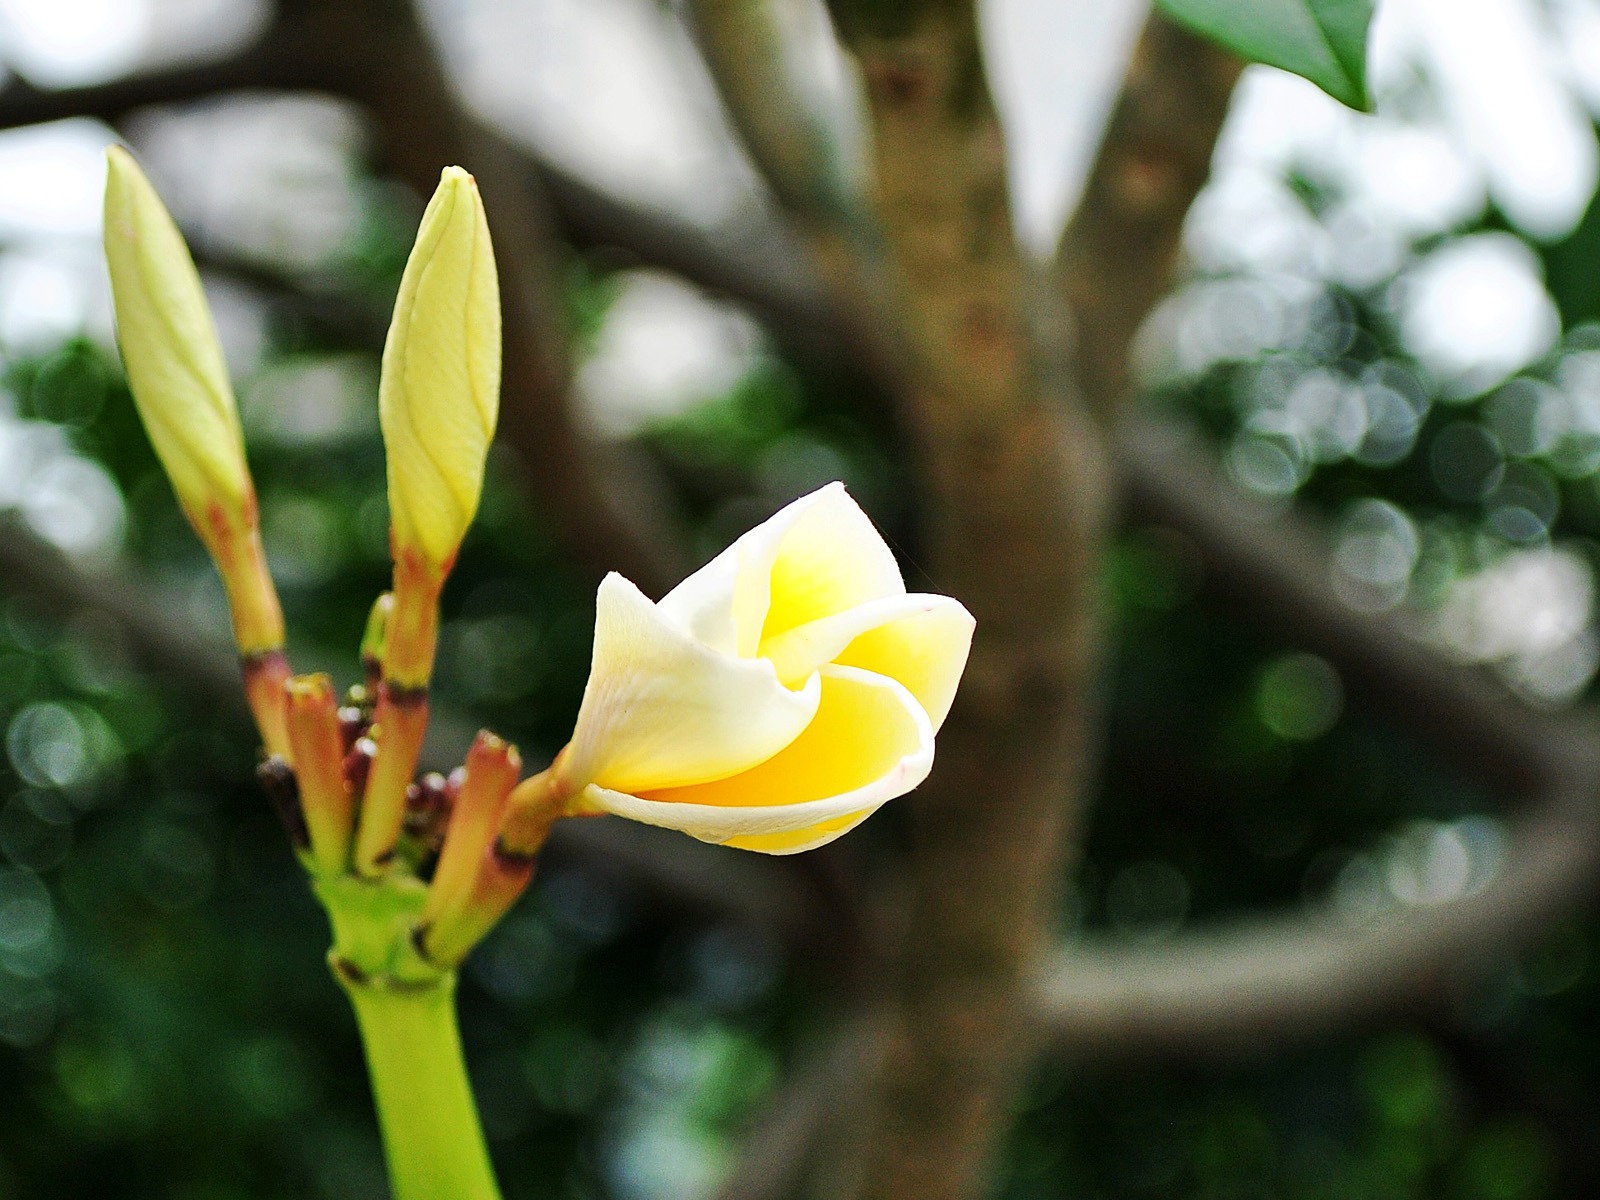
top-left (380, 166), bottom-right (500, 568)
top-left (832, 596), bottom-right (974, 730)
top-left (656, 484), bottom-right (828, 656)
top-left (103, 145), bottom-right (250, 518)
top-left (580, 664), bottom-right (933, 848)
top-left (563, 573), bottom-right (822, 794)
top-left (759, 592), bottom-right (974, 727)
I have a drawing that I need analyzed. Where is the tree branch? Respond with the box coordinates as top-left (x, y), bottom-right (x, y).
top-left (1038, 783), bottom-right (1600, 1056)
top-left (1055, 14), bottom-right (1243, 420)
top-left (1029, 425), bottom-right (1600, 1056)
top-left (0, 20), bottom-right (331, 127)
top-left (686, 0), bottom-right (855, 222)
top-left (685, 0), bottom-right (917, 394)
top-left (0, 7), bottom-right (846, 378)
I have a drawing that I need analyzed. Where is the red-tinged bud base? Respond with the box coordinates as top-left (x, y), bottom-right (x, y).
top-left (417, 733), bottom-right (522, 965)
top-left (415, 847), bottom-right (536, 970)
top-left (194, 496), bottom-right (286, 660)
top-left (243, 650), bottom-right (293, 761)
top-left (384, 552), bottom-right (444, 690)
top-left (285, 674), bottom-right (356, 876)
top-left (415, 763), bottom-right (566, 968)
top-left (352, 686), bottom-right (430, 877)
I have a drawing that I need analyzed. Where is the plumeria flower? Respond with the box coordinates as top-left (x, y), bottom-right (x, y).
top-left (541, 483), bottom-right (974, 853)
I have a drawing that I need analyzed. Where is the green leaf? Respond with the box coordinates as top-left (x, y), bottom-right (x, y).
top-left (1155, 0), bottom-right (1377, 110)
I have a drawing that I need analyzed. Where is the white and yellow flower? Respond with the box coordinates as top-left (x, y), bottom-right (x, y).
top-left (554, 483), bottom-right (974, 854)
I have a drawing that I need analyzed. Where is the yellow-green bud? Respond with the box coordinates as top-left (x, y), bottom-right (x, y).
top-left (103, 145), bottom-right (251, 525)
top-left (379, 166), bottom-right (501, 570)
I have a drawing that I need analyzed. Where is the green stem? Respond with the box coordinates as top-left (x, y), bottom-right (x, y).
top-left (342, 973), bottom-right (501, 1200)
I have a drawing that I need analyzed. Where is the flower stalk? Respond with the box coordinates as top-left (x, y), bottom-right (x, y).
top-left (341, 975), bottom-right (500, 1200)
top-left (316, 872), bottom-right (500, 1200)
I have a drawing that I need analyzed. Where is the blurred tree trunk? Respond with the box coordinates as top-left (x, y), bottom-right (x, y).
top-left (814, 4), bottom-right (1111, 1196)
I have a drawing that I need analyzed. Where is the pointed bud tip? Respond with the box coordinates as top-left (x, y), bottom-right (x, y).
top-left (104, 143), bottom-right (132, 176)
top-left (467, 729), bottom-right (519, 767)
top-left (102, 145), bottom-right (160, 233)
top-left (286, 673), bottom-right (336, 707)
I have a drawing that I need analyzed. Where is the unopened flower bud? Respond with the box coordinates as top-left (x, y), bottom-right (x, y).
top-left (105, 145), bottom-right (289, 755)
top-left (379, 166), bottom-right (500, 573)
top-left (103, 145), bottom-right (252, 534)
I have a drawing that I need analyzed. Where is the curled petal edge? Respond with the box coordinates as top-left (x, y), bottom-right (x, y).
top-left (577, 664), bottom-right (934, 848)
top-left (657, 482), bottom-right (905, 657)
top-left (760, 592), bottom-right (975, 728)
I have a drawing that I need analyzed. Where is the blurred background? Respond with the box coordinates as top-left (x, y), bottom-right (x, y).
top-left (2, 0), bottom-right (1600, 1196)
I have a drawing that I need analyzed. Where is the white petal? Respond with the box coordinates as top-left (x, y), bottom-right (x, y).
top-left (654, 538), bottom-right (743, 654)
top-left (580, 664), bottom-right (933, 847)
top-left (563, 573), bottom-right (821, 793)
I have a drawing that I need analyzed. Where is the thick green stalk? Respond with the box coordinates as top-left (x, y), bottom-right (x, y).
top-left (341, 972), bottom-right (501, 1200)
